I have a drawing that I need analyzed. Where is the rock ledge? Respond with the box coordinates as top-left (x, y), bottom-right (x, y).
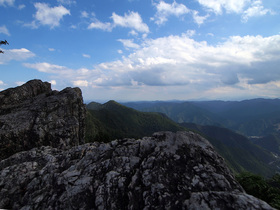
top-left (0, 131), bottom-right (274, 209)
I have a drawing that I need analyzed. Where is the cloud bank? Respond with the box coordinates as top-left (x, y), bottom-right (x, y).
top-left (24, 34), bottom-right (280, 100)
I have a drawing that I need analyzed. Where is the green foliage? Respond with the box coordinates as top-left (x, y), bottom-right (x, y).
top-left (181, 123), bottom-right (276, 177)
top-left (85, 100), bottom-right (279, 178)
top-left (85, 100), bottom-right (187, 143)
top-left (236, 172), bottom-right (280, 209)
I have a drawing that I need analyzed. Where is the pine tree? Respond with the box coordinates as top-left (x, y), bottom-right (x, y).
top-left (0, 40), bottom-right (9, 53)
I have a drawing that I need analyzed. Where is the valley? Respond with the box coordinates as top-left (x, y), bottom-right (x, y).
top-left (85, 99), bottom-right (280, 177)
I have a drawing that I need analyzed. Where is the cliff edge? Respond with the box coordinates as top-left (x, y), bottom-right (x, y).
top-left (0, 131), bottom-right (274, 209)
top-left (0, 79), bottom-right (86, 160)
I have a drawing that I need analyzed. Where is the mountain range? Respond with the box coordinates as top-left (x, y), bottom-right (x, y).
top-left (1, 80), bottom-right (278, 209)
top-left (86, 100), bottom-right (186, 142)
top-left (86, 99), bottom-right (280, 177)
top-left (123, 99), bottom-right (280, 156)
top-left (123, 99), bottom-right (280, 137)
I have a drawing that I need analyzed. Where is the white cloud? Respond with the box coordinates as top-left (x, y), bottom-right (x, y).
top-left (184, 30), bottom-right (196, 37)
top-left (23, 21), bottom-right (38, 29)
top-left (0, 48), bottom-right (35, 64)
top-left (118, 39), bottom-right (140, 49)
top-left (0, 80), bottom-right (4, 85)
top-left (57, 0), bottom-right (76, 5)
top-left (242, 0), bottom-right (273, 22)
top-left (152, 1), bottom-right (190, 25)
top-left (192, 10), bottom-right (209, 25)
top-left (23, 62), bottom-right (99, 83)
top-left (22, 34), bottom-right (280, 100)
top-left (88, 34), bottom-right (280, 96)
top-left (111, 11), bottom-right (149, 33)
top-left (87, 11), bottom-right (149, 34)
top-left (18, 4), bottom-right (25, 10)
top-left (88, 19), bottom-right (112, 31)
top-left (49, 80), bottom-right (57, 85)
top-left (129, 30), bottom-right (138, 36)
top-left (197, 0), bottom-right (273, 22)
top-left (15, 81), bottom-right (24, 86)
top-left (23, 62), bottom-right (69, 74)
top-left (81, 11), bottom-right (89, 18)
top-left (33, 3), bottom-right (70, 28)
top-left (83, 54), bottom-right (91, 58)
top-left (0, 0), bottom-right (14, 7)
top-left (0, 25), bottom-right (10, 36)
top-left (73, 80), bottom-right (89, 87)
top-left (197, 0), bottom-right (249, 14)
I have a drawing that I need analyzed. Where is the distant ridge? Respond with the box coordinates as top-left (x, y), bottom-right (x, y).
top-left (87, 101), bottom-right (102, 110)
top-left (87, 100), bottom-right (280, 177)
top-left (85, 100), bottom-right (186, 142)
top-left (123, 98), bottom-right (280, 137)
top-left (182, 123), bottom-right (278, 177)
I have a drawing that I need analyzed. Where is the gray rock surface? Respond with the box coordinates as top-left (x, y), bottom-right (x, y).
top-left (0, 79), bottom-right (86, 160)
top-left (0, 131), bottom-right (274, 209)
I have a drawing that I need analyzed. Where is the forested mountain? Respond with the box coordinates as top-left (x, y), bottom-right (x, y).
top-left (192, 99), bottom-right (280, 137)
top-left (252, 133), bottom-right (280, 156)
top-left (86, 100), bottom-right (280, 177)
top-left (123, 99), bottom-right (280, 154)
top-left (85, 100), bottom-right (186, 142)
top-left (182, 123), bottom-right (279, 177)
top-left (124, 101), bottom-right (225, 125)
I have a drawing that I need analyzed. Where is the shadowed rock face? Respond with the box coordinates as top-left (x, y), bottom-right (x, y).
top-left (0, 131), bottom-right (274, 209)
top-left (0, 80), bottom-right (86, 160)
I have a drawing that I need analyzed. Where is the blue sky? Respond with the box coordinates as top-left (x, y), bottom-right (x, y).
top-left (0, 0), bottom-right (280, 102)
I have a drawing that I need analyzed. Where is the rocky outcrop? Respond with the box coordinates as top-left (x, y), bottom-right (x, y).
top-left (0, 80), bottom-right (86, 160)
top-left (0, 131), bottom-right (274, 209)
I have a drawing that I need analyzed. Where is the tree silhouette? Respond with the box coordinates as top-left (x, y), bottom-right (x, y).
top-left (0, 40), bottom-right (9, 53)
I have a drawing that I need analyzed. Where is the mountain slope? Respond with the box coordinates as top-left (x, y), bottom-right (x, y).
top-left (192, 99), bottom-right (280, 136)
top-left (252, 133), bottom-right (280, 156)
top-left (182, 123), bottom-right (279, 177)
top-left (124, 99), bottom-right (280, 138)
top-left (86, 100), bottom-right (280, 177)
top-left (124, 101), bottom-right (226, 126)
top-left (85, 100), bottom-right (186, 142)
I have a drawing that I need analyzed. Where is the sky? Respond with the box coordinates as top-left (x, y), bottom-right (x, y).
top-left (0, 0), bottom-right (280, 102)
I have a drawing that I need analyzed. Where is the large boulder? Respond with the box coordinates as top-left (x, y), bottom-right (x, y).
top-left (0, 80), bottom-right (86, 160)
top-left (0, 131), bottom-right (274, 209)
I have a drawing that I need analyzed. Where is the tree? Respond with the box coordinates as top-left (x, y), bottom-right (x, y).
top-left (0, 40), bottom-right (9, 53)
top-left (236, 171), bottom-right (280, 209)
